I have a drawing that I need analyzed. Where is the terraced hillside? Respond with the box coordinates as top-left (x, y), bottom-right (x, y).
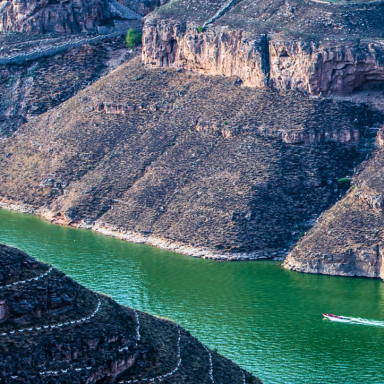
top-left (0, 243), bottom-right (260, 383)
top-left (0, 56), bottom-right (382, 259)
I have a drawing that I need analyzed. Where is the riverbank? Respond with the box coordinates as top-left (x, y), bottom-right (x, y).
top-left (0, 201), bottom-right (287, 261)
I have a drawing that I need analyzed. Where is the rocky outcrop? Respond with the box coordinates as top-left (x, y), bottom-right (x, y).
top-left (0, 0), bottom-right (109, 34)
top-left (269, 40), bottom-right (384, 96)
top-left (142, 19), bottom-right (384, 97)
top-left (142, 21), bottom-right (269, 87)
top-left (0, 242), bottom-right (261, 383)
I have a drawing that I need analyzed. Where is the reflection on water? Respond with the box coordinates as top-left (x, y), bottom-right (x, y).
top-left (1, 208), bottom-right (384, 384)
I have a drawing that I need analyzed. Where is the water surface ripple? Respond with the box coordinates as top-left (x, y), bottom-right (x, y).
top-left (1, 209), bottom-right (384, 383)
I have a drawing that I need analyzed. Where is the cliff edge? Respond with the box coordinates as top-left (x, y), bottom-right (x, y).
top-left (142, 0), bottom-right (384, 107)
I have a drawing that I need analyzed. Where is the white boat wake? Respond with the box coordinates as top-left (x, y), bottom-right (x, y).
top-left (324, 314), bottom-right (384, 327)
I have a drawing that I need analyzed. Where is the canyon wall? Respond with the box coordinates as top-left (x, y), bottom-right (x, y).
top-left (142, 19), bottom-right (384, 96)
top-left (0, 0), bottom-right (108, 33)
top-left (142, 20), bottom-right (268, 88)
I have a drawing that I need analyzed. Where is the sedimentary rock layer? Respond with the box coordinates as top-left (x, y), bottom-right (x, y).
top-left (0, 56), bottom-right (382, 259)
top-left (142, 0), bottom-right (384, 97)
top-left (0, 242), bottom-right (261, 383)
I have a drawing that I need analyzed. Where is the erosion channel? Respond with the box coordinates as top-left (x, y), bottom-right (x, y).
top-left (1, 208), bottom-right (384, 384)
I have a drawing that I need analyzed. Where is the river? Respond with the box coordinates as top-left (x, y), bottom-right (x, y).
top-left (1, 208), bottom-right (384, 383)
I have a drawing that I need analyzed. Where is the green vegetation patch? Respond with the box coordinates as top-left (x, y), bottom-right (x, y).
top-left (125, 28), bottom-right (142, 49)
top-left (337, 177), bottom-right (351, 188)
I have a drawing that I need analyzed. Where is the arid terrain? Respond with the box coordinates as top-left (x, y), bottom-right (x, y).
top-left (0, 1), bottom-right (384, 274)
top-left (2, 0), bottom-right (384, 381)
top-left (1, 56), bottom-right (383, 260)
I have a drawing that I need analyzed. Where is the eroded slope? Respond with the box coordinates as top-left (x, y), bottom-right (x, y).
top-left (0, 36), bottom-right (137, 137)
top-left (283, 138), bottom-right (384, 279)
top-left (0, 56), bottom-right (382, 259)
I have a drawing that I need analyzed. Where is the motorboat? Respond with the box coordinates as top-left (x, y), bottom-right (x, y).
top-left (322, 313), bottom-right (347, 321)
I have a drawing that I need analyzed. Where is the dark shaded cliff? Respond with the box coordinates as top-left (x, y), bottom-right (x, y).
top-left (0, 36), bottom-right (138, 137)
top-left (0, 56), bottom-right (382, 259)
top-left (0, 0), bottom-right (108, 34)
top-left (0, 242), bottom-right (260, 383)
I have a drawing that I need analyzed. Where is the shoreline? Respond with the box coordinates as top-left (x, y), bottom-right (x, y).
top-left (0, 201), bottom-right (287, 261)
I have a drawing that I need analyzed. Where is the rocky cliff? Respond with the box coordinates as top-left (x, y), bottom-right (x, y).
top-left (0, 0), bottom-right (108, 34)
top-left (0, 242), bottom-right (261, 383)
top-left (142, 0), bottom-right (384, 100)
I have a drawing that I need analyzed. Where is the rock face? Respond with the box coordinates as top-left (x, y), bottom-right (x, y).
top-left (0, 243), bottom-right (261, 383)
top-left (121, 0), bottom-right (171, 16)
top-left (142, 21), bottom-right (268, 88)
top-left (142, 0), bottom-right (384, 97)
top-left (0, 56), bottom-right (382, 260)
top-left (0, 0), bottom-right (109, 34)
top-left (143, 20), bottom-right (384, 96)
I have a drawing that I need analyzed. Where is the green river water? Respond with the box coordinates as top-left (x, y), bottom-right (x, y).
top-left (1, 208), bottom-right (384, 383)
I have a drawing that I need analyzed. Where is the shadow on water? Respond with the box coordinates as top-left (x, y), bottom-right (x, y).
top-left (1, 208), bottom-right (384, 384)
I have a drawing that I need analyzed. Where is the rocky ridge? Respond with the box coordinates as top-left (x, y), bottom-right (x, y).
top-left (282, 134), bottom-right (384, 279)
top-left (0, 242), bottom-right (261, 383)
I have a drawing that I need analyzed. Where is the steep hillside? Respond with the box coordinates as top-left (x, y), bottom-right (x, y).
top-left (0, 56), bottom-right (382, 259)
top-left (0, 36), bottom-right (138, 137)
top-left (283, 137), bottom-right (384, 279)
top-left (0, 243), bottom-right (260, 383)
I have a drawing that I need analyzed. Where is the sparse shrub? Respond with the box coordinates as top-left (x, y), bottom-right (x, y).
top-left (300, 232), bottom-right (305, 237)
top-left (88, 165), bottom-right (93, 169)
top-left (197, 26), bottom-right (205, 33)
top-left (125, 28), bottom-right (142, 49)
top-left (351, 185), bottom-right (356, 190)
top-left (170, 142), bottom-right (175, 146)
top-left (223, 121), bottom-right (228, 126)
top-left (337, 177), bottom-right (350, 188)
